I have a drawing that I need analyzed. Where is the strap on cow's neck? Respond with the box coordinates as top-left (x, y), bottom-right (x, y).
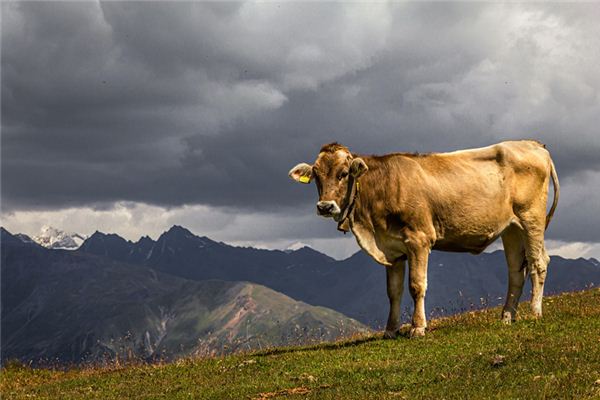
top-left (337, 176), bottom-right (360, 233)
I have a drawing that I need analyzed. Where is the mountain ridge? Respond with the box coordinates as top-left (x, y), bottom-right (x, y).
top-left (1, 228), bottom-right (367, 364)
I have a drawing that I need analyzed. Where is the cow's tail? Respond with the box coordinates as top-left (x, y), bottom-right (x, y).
top-left (545, 157), bottom-right (560, 230)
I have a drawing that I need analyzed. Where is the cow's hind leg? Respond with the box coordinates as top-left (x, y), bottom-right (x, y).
top-left (525, 235), bottom-right (550, 318)
top-left (500, 225), bottom-right (526, 324)
top-left (520, 213), bottom-right (550, 318)
top-left (384, 260), bottom-right (406, 339)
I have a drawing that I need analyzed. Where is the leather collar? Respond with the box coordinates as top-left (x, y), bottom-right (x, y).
top-left (337, 176), bottom-right (360, 234)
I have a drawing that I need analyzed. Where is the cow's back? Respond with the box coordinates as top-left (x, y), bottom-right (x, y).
top-left (413, 140), bottom-right (551, 252)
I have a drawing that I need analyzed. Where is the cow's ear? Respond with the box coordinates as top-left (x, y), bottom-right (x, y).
top-left (350, 158), bottom-right (368, 178)
top-left (288, 163), bottom-right (313, 184)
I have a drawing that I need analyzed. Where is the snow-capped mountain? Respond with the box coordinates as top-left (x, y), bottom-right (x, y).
top-left (31, 226), bottom-right (87, 250)
top-left (284, 241), bottom-right (311, 253)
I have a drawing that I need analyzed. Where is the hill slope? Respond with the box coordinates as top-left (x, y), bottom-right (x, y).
top-left (2, 289), bottom-right (599, 399)
top-left (1, 228), bottom-right (366, 364)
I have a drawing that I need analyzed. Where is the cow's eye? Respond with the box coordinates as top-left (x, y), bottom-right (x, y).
top-left (338, 171), bottom-right (348, 180)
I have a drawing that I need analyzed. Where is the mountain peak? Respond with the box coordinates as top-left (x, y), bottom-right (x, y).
top-left (79, 230), bottom-right (132, 259)
top-left (31, 226), bottom-right (87, 250)
top-left (1, 228), bottom-right (43, 248)
top-left (136, 235), bottom-right (155, 244)
top-left (166, 225), bottom-right (193, 235)
top-left (84, 230), bottom-right (130, 244)
top-left (285, 241), bottom-right (311, 252)
top-left (1, 227), bottom-right (19, 243)
top-left (282, 243), bottom-right (335, 263)
top-left (160, 225), bottom-right (212, 244)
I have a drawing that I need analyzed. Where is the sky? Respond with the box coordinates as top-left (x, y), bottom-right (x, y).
top-left (2, 2), bottom-right (600, 260)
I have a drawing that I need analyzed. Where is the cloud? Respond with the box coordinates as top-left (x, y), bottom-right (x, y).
top-left (544, 170), bottom-right (600, 243)
top-left (1, 1), bottom-right (392, 211)
top-left (0, 201), bottom-right (342, 242)
top-left (2, 2), bottom-right (600, 248)
top-left (0, 202), bottom-right (359, 259)
top-left (544, 240), bottom-right (600, 261)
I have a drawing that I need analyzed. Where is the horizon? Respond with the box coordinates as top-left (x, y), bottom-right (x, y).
top-left (2, 2), bottom-right (600, 260)
top-left (1, 223), bottom-right (356, 261)
top-left (3, 223), bottom-right (599, 264)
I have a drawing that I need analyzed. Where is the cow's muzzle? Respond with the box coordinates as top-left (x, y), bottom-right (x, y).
top-left (316, 201), bottom-right (341, 218)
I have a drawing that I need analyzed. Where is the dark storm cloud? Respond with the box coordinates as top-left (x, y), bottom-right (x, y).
top-left (2, 2), bottom-right (600, 241)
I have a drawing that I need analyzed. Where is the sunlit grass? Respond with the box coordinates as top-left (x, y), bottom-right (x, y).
top-left (2, 289), bottom-right (599, 399)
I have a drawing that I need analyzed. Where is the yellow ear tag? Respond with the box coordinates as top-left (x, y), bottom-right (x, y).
top-left (299, 175), bottom-right (310, 184)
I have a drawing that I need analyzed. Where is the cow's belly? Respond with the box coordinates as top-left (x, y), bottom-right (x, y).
top-left (433, 216), bottom-right (515, 254)
top-left (374, 215), bottom-right (515, 263)
top-left (433, 235), bottom-right (499, 254)
top-left (429, 181), bottom-right (516, 254)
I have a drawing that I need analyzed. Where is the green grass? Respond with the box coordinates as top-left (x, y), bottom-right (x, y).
top-left (2, 289), bottom-right (600, 399)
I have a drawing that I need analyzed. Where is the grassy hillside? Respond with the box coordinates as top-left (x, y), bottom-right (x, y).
top-left (2, 289), bottom-right (599, 400)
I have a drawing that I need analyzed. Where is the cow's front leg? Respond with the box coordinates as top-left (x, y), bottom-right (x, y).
top-left (408, 247), bottom-right (429, 338)
top-left (384, 260), bottom-right (406, 339)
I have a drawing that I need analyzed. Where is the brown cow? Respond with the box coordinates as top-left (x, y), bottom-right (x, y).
top-left (289, 140), bottom-right (559, 338)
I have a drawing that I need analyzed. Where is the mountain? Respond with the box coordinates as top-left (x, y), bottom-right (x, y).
top-left (15, 233), bottom-right (37, 245)
top-left (80, 230), bottom-right (134, 259)
top-left (29, 225), bottom-right (87, 250)
top-left (78, 226), bottom-right (600, 328)
top-left (284, 241), bottom-right (311, 253)
top-left (80, 225), bottom-right (337, 296)
top-left (0, 228), bottom-right (367, 365)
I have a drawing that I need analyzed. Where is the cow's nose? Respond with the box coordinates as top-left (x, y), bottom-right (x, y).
top-left (317, 201), bottom-right (334, 214)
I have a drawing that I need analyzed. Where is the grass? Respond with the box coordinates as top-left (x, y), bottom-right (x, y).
top-left (2, 289), bottom-right (600, 399)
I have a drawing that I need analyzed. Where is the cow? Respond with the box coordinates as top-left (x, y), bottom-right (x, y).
top-left (288, 140), bottom-right (559, 338)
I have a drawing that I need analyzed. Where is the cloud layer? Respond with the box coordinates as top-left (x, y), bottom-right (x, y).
top-left (2, 2), bottom-right (600, 254)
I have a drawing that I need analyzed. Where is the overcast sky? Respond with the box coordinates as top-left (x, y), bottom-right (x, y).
top-left (2, 2), bottom-right (600, 259)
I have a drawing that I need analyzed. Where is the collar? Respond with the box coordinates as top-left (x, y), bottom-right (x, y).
top-left (337, 177), bottom-right (360, 234)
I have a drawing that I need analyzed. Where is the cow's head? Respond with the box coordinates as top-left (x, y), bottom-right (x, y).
top-left (288, 143), bottom-right (368, 221)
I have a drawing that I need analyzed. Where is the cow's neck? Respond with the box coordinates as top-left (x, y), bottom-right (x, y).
top-left (346, 156), bottom-right (396, 266)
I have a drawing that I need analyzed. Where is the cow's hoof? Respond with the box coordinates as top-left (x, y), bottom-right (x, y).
top-left (531, 307), bottom-right (542, 319)
top-left (409, 327), bottom-right (426, 338)
top-left (501, 311), bottom-right (513, 325)
top-left (383, 329), bottom-right (399, 339)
